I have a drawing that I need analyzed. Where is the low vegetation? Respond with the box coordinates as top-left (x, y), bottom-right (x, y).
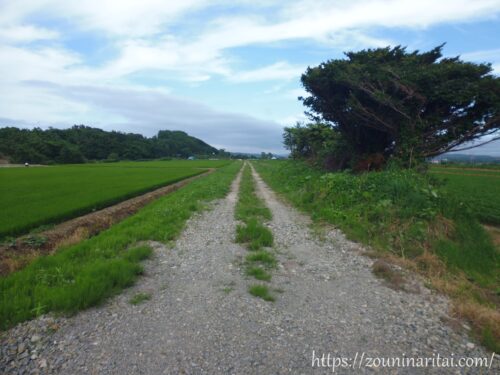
top-left (430, 166), bottom-right (500, 225)
top-left (234, 165), bottom-right (273, 254)
top-left (0, 160), bottom-right (228, 238)
top-left (0, 161), bottom-right (241, 330)
top-left (236, 218), bottom-right (274, 251)
top-left (129, 292), bottom-right (152, 305)
top-left (255, 160), bottom-right (499, 351)
top-left (435, 163), bottom-right (500, 170)
top-left (234, 164), bottom-right (276, 302)
top-left (248, 284), bottom-right (275, 302)
top-left (235, 166), bottom-right (272, 222)
top-left (101, 160), bottom-right (231, 169)
top-left (245, 250), bottom-right (277, 268)
top-left (246, 266), bottom-right (271, 281)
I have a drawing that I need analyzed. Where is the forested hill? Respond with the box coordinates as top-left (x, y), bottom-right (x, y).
top-left (0, 126), bottom-right (219, 164)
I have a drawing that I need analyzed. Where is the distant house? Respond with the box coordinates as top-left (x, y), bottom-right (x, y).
top-left (188, 156), bottom-right (195, 160)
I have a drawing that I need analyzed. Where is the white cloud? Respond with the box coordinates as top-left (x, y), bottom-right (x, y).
top-left (0, 45), bottom-right (81, 84)
top-left (0, 0), bottom-right (213, 37)
top-left (93, 38), bottom-right (231, 82)
top-left (187, 0), bottom-right (500, 52)
top-left (229, 62), bottom-right (305, 82)
top-left (320, 29), bottom-right (393, 50)
top-left (0, 25), bottom-right (59, 43)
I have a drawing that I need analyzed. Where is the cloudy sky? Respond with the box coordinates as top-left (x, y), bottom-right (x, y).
top-left (1, 0), bottom-right (500, 154)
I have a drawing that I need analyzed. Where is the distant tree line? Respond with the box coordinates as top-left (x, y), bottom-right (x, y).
top-left (0, 125), bottom-right (221, 164)
top-left (285, 44), bottom-right (500, 171)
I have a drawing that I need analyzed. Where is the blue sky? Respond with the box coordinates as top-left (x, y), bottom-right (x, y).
top-left (1, 0), bottom-right (500, 154)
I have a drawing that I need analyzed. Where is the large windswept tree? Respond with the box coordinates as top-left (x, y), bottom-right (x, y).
top-left (300, 44), bottom-right (500, 166)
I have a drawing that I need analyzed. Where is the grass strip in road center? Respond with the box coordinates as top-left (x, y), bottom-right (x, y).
top-left (234, 164), bottom-right (276, 301)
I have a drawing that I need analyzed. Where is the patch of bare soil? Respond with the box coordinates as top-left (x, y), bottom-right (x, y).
top-left (0, 169), bottom-right (214, 275)
top-left (484, 224), bottom-right (500, 248)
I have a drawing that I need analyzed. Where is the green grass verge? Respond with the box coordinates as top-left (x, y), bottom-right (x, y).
top-left (248, 284), bottom-right (275, 301)
top-left (0, 161), bottom-right (241, 330)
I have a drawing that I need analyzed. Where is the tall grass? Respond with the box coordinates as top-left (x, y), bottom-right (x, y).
top-left (0, 162), bottom-right (241, 330)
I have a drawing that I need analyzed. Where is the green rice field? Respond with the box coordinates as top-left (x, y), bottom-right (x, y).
top-left (430, 166), bottom-right (500, 225)
top-left (0, 160), bottom-right (228, 238)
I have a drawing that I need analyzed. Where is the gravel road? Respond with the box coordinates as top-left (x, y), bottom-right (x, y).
top-left (1, 164), bottom-right (497, 374)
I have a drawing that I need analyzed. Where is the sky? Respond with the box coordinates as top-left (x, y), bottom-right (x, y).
top-left (1, 0), bottom-right (500, 155)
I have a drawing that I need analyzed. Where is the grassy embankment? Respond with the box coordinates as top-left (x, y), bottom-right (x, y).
top-left (255, 160), bottom-right (499, 351)
top-left (0, 160), bottom-right (232, 239)
top-left (0, 161), bottom-right (241, 330)
top-left (235, 164), bottom-right (276, 302)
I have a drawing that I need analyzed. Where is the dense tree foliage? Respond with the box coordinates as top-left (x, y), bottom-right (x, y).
top-left (299, 44), bottom-right (500, 168)
top-left (0, 125), bottom-right (218, 164)
top-left (284, 123), bottom-right (353, 170)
